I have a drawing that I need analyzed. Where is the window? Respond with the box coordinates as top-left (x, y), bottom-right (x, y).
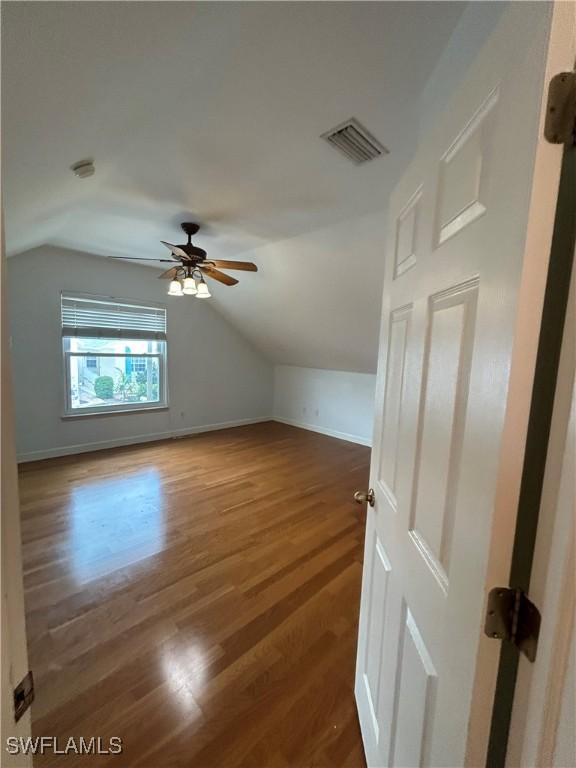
top-left (61, 293), bottom-right (167, 415)
top-left (131, 357), bottom-right (147, 374)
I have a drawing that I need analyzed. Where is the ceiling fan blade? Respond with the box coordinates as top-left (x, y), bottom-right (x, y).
top-left (160, 241), bottom-right (189, 260)
top-left (158, 267), bottom-right (180, 280)
top-left (108, 256), bottom-right (176, 262)
top-left (200, 266), bottom-right (239, 286)
top-left (208, 260), bottom-right (258, 272)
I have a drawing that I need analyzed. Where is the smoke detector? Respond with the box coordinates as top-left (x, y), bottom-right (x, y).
top-left (321, 118), bottom-right (388, 165)
top-left (70, 159), bottom-right (95, 178)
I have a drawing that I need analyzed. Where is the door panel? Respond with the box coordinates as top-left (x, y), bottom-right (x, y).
top-left (355, 4), bottom-right (560, 766)
top-left (435, 89), bottom-right (497, 246)
top-left (410, 279), bottom-right (478, 590)
top-left (390, 607), bottom-right (437, 768)
top-left (394, 189), bottom-right (421, 278)
top-left (357, 516), bottom-right (401, 764)
top-left (378, 305), bottom-right (412, 505)
top-left (360, 534), bottom-right (392, 743)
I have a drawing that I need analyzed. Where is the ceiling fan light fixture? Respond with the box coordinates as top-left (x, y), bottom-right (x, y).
top-left (182, 276), bottom-right (197, 295)
top-left (168, 279), bottom-right (183, 296)
top-left (196, 278), bottom-right (211, 299)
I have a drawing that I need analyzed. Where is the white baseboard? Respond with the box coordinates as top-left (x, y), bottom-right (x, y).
top-left (272, 416), bottom-right (372, 447)
top-left (17, 415), bottom-right (371, 462)
top-left (17, 416), bottom-right (272, 463)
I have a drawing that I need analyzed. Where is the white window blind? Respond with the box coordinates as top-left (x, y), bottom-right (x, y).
top-left (61, 293), bottom-right (167, 340)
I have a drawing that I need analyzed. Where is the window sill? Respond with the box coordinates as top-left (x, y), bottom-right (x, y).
top-left (61, 405), bottom-right (169, 420)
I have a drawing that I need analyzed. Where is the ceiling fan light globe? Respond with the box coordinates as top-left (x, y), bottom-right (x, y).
top-left (196, 281), bottom-right (211, 299)
top-left (182, 277), bottom-right (197, 295)
top-left (168, 279), bottom-right (183, 296)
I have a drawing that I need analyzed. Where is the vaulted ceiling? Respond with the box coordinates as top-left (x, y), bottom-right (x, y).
top-left (3, 1), bottom-right (467, 372)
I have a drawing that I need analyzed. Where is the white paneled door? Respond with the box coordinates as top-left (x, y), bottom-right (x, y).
top-left (354, 4), bottom-right (572, 767)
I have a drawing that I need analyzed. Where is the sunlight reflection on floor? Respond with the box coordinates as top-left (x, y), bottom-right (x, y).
top-left (68, 468), bottom-right (165, 584)
top-left (161, 642), bottom-right (208, 715)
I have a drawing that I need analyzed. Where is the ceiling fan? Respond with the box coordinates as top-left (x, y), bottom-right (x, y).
top-left (109, 222), bottom-right (257, 298)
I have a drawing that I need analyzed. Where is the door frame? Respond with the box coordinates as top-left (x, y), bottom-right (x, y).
top-left (463, 6), bottom-right (576, 762)
top-left (486, 74), bottom-right (576, 768)
top-left (1, 206), bottom-right (34, 762)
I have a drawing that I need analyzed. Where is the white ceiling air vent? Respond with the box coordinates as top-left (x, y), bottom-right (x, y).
top-left (321, 118), bottom-right (389, 165)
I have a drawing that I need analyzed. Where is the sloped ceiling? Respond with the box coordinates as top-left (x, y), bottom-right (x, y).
top-left (2, 1), bottom-right (466, 373)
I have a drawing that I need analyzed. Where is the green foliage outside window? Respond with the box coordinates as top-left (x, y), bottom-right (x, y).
top-left (93, 375), bottom-right (114, 400)
top-left (135, 370), bottom-right (159, 400)
top-left (114, 370), bottom-right (140, 401)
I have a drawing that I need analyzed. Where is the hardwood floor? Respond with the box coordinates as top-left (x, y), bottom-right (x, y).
top-left (19, 421), bottom-right (370, 767)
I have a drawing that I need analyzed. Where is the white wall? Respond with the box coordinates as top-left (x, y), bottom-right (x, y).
top-left (208, 210), bottom-right (387, 374)
top-left (273, 365), bottom-right (375, 446)
top-left (9, 247), bottom-right (274, 460)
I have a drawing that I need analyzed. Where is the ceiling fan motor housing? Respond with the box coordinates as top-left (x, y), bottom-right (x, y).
top-left (181, 222), bottom-right (200, 237)
top-left (183, 244), bottom-right (207, 260)
top-left (178, 222), bottom-right (206, 260)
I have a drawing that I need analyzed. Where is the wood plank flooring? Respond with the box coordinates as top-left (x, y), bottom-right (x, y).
top-left (19, 422), bottom-right (370, 767)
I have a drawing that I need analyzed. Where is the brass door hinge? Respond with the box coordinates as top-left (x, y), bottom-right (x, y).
top-left (544, 71), bottom-right (576, 145)
top-left (484, 588), bottom-right (541, 663)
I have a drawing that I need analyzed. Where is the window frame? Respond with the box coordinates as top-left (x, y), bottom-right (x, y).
top-left (62, 346), bottom-right (168, 418)
top-left (60, 292), bottom-right (169, 418)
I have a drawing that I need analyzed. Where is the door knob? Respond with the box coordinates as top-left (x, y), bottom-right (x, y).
top-left (354, 489), bottom-right (375, 507)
